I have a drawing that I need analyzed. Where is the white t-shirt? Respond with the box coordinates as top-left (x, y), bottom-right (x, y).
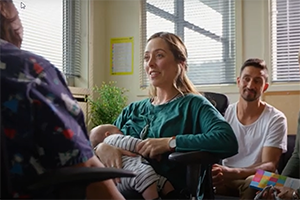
top-left (222, 102), bottom-right (287, 168)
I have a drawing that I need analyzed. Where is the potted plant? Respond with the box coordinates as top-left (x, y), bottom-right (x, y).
top-left (87, 81), bottom-right (128, 128)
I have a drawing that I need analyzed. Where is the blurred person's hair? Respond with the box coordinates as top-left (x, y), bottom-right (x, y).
top-left (0, 0), bottom-right (23, 47)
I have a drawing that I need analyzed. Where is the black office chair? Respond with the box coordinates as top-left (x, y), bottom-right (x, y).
top-left (168, 152), bottom-right (220, 200)
top-left (0, 122), bottom-right (136, 199)
top-left (168, 92), bottom-right (230, 200)
top-left (203, 92), bottom-right (229, 116)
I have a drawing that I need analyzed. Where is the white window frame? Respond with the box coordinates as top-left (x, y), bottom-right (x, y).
top-left (66, 0), bottom-right (90, 88)
top-left (267, 0), bottom-right (300, 92)
top-left (74, 0), bottom-right (89, 88)
top-left (139, 0), bottom-right (243, 94)
top-left (13, 0), bottom-right (89, 88)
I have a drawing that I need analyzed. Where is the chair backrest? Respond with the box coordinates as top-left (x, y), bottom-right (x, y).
top-left (1, 121), bottom-right (12, 199)
top-left (203, 92), bottom-right (229, 116)
top-left (201, 92), bottom-right (233, 199)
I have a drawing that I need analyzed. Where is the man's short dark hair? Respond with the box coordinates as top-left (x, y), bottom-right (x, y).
top-left (240, 58), bottom-right (269, 82)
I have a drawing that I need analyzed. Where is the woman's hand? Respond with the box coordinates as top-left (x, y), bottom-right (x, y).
top-left (273, 186), bottom-right (295, 199)
top-left (95, 143), bottom-right (137, 168)
top-left (260, 187), bottom-right (277, 200)
top-left (95, 143), bottom-right (137, 183)
top-left (136, 138), bottom-right (170, 159)
top-left (260, 186), bottom-right (296, 199)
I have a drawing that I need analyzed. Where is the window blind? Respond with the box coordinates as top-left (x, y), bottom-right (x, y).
top-left (271, 0), bottom-right (300, 82)
top-left (140, 0), bottom-right (236, 87)
top-left (13, 0), bottom-right (81, 77)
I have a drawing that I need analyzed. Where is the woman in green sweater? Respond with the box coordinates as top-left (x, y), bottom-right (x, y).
top-left (95, 32), bottom-right (239, 199)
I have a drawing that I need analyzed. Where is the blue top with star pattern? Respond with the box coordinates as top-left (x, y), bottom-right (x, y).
top-left (0, 39), bottom-right (94, 198)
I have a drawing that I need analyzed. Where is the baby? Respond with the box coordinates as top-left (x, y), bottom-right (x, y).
top-left (90, 124), bottom-right (175, 200)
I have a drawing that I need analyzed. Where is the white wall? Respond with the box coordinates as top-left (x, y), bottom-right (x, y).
top-left (88, 0), bottom-right (300, 105)
top-left (89, 0), bottom-right (107, 90)
top-left (104, 0), bottom-right (143, 103)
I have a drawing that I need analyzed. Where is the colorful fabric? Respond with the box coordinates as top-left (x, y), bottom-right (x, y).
top-left (250, 169), bottom-right (300, 191)
top-left (0, 39), bottom-right (94, 198)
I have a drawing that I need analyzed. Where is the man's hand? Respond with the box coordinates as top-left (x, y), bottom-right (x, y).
top-left (212, 164), bottom-right (224, 186)
top-left (212, 164), bottom-right (235, 186)
top-left (136, 138), bottom-right (170, 159)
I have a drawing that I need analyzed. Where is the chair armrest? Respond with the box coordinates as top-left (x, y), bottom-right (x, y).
top-left (168, 151), bottom-right (220, 165)
top-left (28, 167), bottom-right (136, 191)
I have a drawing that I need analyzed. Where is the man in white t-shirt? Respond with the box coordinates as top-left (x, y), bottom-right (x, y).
top-left (212, 58), bottom-right (288, 199)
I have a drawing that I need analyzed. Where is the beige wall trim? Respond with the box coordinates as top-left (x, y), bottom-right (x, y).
top-left (69, 86), bottom-right (90, 96)
top-left (262, 91), bottom-right (300, 100)
top-left (263, 90), bottom-right (300, 135)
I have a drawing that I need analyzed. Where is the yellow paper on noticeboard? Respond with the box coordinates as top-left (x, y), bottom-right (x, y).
top-left (110, 37), bottom-right (134, 75)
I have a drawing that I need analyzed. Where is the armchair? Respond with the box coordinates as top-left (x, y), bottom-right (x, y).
top-left (0, 124), bottom-right (136, 199)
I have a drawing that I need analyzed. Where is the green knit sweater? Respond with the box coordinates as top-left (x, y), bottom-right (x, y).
top-left (114, 94), bottom-right (238, 198)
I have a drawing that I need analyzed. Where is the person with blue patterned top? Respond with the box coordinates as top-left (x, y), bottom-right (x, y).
top-left (0, 0), bottom-right (125, 199)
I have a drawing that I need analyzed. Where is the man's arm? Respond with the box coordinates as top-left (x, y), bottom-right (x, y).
top-left (225, 146), bottom-right (282, 179)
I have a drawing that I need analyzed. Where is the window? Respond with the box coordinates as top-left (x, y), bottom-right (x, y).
top-left (271, 0), bottom-right (300, 82)
top-left (13, 0), bottom-right (82, 78)
top-left (140, 0), bottom-right (236, 87)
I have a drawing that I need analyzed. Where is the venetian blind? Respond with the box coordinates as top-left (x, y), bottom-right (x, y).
top-left (271, 0), bottom-right (300, 82)
top-left (13, 0), bottom-right (81, 77)
top-left (140, 0), bottom-right (236, 87)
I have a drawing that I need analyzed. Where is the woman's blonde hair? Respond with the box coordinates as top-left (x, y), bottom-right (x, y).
top-left (0, 0), bottom-right (22, 48)
top-left (146, 32), bottom-right (199, 97)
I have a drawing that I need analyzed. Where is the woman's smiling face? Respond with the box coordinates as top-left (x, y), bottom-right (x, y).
top-left (143, 37), bottom-right (179, 88)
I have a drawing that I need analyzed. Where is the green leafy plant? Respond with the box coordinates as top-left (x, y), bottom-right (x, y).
top-left (87, 81), bottom-right (128, 128)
